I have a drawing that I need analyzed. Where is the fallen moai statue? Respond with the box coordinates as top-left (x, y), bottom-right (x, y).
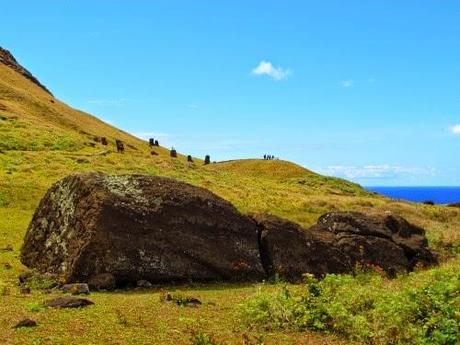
top-left (21, 173), bottom-right (265, 285)
top-left (21, 173), bottom-right (437, 286)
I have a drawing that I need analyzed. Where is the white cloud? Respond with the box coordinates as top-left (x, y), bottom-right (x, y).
top-left (251, 60), bottom-right (291, 80)
top-left (317, 165), bottom-right (436, 180)
top-left (341, 79), bottom-right (354, 88)
top-left (449, 124), bottom-right (460, 134)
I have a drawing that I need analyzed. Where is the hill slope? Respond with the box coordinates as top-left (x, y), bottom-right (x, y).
top-left (0, 48), bottom-right (459, 345)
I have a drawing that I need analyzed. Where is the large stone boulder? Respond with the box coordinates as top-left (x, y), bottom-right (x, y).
top-left (21, 173), bottom-right (265, 285)
top-left (311, 212), bottom-right (438, 272)
top-left (252, 211), bottom-right (437, 281)
top-left (252, 214), bottom-right (349, 281)
top-left (21, 172), bottom-right (438, 286)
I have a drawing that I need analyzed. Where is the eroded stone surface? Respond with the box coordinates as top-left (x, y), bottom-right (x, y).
top-left (21, 173), bottom-right (437, 286)
top-left (315, 211), bottom-right (438, 270)
top-left (43, 296), bottom-right (94, 308)
top-left (21, 173), bottom-right (264, 285)
top-left (252, 214), bottom-right (349, 281)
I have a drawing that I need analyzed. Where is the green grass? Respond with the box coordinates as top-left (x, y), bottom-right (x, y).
top-left (0, 57), bottom-right (459, 344)
top-left (241, 260), bottom-right (460, 345)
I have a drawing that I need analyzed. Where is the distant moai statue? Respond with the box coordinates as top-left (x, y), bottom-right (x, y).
top-left (93, 136), bottom-right (101, 143)
top-left (154, 140), bottom-right (159, 146)
top-left (101, 137), bottom-right (108, 145)
top-left (149, 138), bottom-right (155, 147)
top-left (170, 148), bottom-right (177, 158)
top-left (204, 155), bottom-right (211, 165)
top-left (187, 155), bottom-right (193, 162)
top-left (115, 139), bottom-right (125, 153)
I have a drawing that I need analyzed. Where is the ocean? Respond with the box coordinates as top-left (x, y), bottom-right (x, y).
top-left (365, 186), bottom-right (460, 205)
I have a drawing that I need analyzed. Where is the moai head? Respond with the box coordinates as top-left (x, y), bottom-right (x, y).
top-left (204, 155), bottom-right (211, 165)
top-left (170, 148), bottom-right (177, 158)
top-left (187, 155), bottom-right (193, 162)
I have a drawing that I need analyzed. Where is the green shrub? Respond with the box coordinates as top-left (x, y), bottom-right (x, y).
top-left (50, 136), bottom-right (81, 151)
top-left (23, 271), bottom-right (58, 290)
top-left (189, 331), bottom-right (221, 345)
top-left (241, 263), bottom-right (460, 345)
top-left (27, 302), bottom-right (46, 313)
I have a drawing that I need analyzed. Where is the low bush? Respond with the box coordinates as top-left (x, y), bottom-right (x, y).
top-left (189, 331), bottom-right (221, 345)
top-left (241, 262), bottom-right (459, 345)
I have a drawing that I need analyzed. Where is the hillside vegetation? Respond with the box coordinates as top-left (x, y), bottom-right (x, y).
top-left (0, 50), bottom-right (459, 344)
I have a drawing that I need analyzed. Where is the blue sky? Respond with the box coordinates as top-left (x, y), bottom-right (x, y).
top-left (2, 1), bottom-right (460, 186)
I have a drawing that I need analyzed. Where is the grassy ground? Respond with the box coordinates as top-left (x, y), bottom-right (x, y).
top-left (0, 58), bottom-right (459, 344)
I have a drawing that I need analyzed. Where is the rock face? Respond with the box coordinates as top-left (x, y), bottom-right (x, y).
top-left (21, 173), bottom-right (264, 285)
top-left (313, 212), bottom-right (438, 271)
top-left (0, 47), bottom-right (53, 96)
top-left (87, 273), bottom-right (116, 291)
top-left (252, 214), bottom-right (349, 281)
top-left (252, 211), bottom-right (437, 281)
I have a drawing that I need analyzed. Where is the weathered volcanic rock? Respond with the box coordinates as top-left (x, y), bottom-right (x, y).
top-left (312, 211), bottom-right (438, 271)
top-left (21, 173), bottom-right (264, 285)
top-left (87, 273), bottom-right (116, 291)
top-left (61, 283), bottom-right (90, 295)
top-left (252, 211), bottom-right (437, 281)
top-left (43, 296), bottom-right (94, 308)
top-left (252, 214), bottom-right (349, 281)
top-left (12, 319), bottom-right (37, 329)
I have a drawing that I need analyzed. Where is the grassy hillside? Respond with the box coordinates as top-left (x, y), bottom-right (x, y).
top-left (0, 53), bottom-right (459, 344)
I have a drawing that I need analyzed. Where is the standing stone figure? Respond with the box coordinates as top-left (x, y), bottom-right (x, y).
top-left (101, 137), bottom-right (108, 146)
top-left (115, 140), bottom-right (124, 153)
top-left (170, 148), bottom-right (177, 158)
top-left (149, 138), bottom-right (155, 147)
top-left (154, 140), bottom-right (159, 146)
top-left (187, 155), bottom-right (193, 162)
top-left (204, 155), bottom-right (211, 165)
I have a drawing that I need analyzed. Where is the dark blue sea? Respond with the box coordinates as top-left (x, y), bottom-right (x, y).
top-left (365, 187), bottom-right (460, 205)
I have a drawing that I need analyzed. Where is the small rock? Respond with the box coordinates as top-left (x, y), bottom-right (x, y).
top-left (18, 272), bottom-right (33, 285)
top-left (182, 297), bottom-right (202, 307)
top-left (2, 262), bottom-right (12, 270)
top-left (61, 283), bottom-right (90, 295)
top-left (20, 287), bottom-right (31, 294)
top-left (43, 296), bottom-right (94, 308)
top-left (1, 244), bottom-right (13, 252)
top-left (12, 319), bottom-right (37, 329)
top-left (136, 280), bottom-right (152, 289)
top-left (88, 273), bottom-right (116, 291)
